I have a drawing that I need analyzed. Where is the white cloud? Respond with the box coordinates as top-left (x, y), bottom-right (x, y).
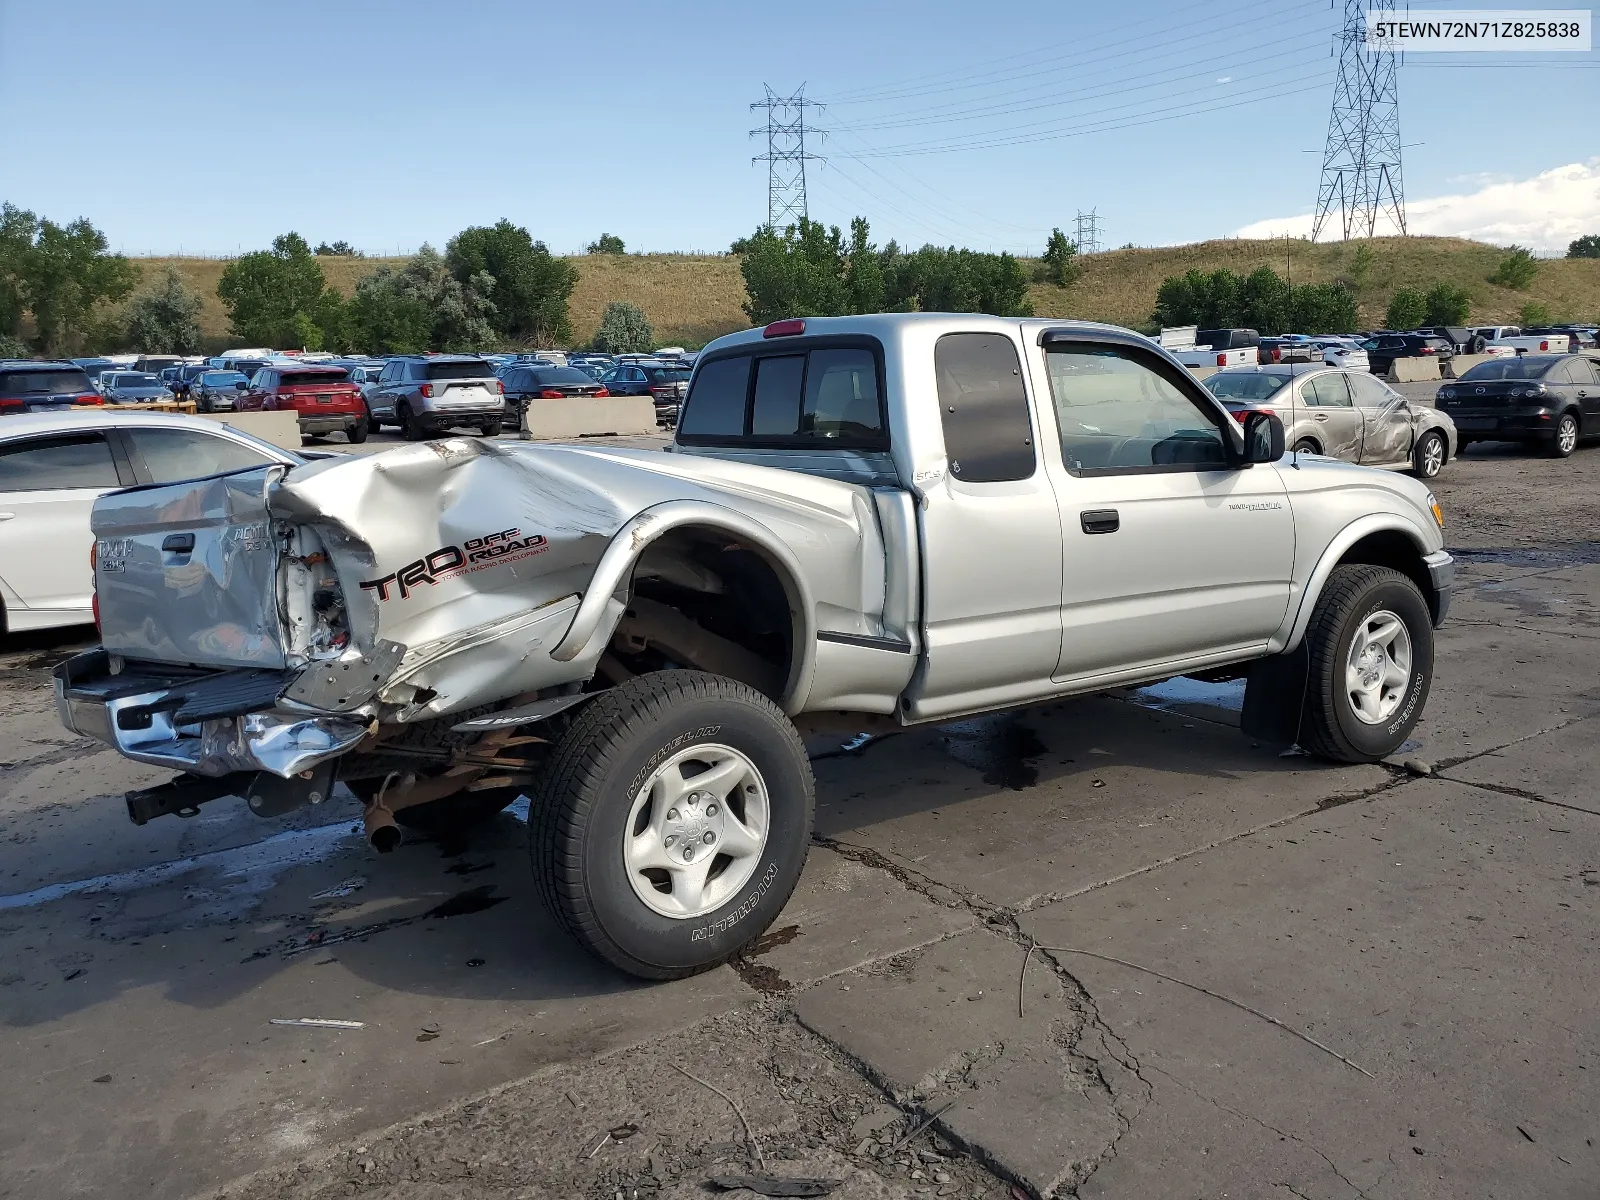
top-left (1216, 75), bottom-right (1233, 83)
top-left (1234, 158), bottom-right (1600, 252)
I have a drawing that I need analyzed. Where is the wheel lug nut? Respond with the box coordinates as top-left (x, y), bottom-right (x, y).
top-left (683, 846), bottom-right (695, 861)
top-left (706, 803), bottom-right (718, 816)
top-left (667, 809), bottom-right (679, 821)
top-left (665, 834), bottom-right (676, 847)
top-left (703, 831), bottom-right (715, 844)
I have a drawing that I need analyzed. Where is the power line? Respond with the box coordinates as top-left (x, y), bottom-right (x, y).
top-left (750, 85), bottom-right (826, 228)
top-left (1313, 0), bottom-right (1407, 240)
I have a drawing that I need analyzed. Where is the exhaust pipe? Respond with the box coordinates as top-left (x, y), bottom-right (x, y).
top-left (363, 801), bottom-right (402, 853)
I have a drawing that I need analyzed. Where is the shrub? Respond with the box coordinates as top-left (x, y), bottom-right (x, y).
top-left (1422, 283), bottom-right (1471, 326)
top-left (593, 301), bottom-right (654, 354)
top-left (1036, 228), bottom-right (1081, 287)
top-left (1520, 302), bottom-right (1553, 327)
top-left (124, 267), bottom-right (204, 353)
top-left (1489, 245), bottom-right (1538, 290)
top-left (1384, 287), bottom-right (1427, 331)
top-left (447, 220), bottom-right (577, 345)
top-left (1567, 234), bottom-right (1600, 259)
top-left (586, 234), bottom-right (626, 255)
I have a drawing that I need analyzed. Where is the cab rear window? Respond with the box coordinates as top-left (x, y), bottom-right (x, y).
top-left (678, 341), bottom-right (885, 448)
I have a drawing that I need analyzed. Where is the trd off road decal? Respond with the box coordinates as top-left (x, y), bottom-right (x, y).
top-left (359, 527), bottom-right (549, 601)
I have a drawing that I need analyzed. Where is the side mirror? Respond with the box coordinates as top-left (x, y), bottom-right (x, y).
top-left (1243, 410), bottom-right (1285, 464)
top-left (235, 381), bottom-right (249, 390)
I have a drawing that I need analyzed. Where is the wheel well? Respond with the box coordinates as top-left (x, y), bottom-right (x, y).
top-left (604, 526), bottom-right (800, 704)
top-left (1293, 435), bottom-right (1322, 454)
top-left (1337, 530), bottom-right (1437, 620)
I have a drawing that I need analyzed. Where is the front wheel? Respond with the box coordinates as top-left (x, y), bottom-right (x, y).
top-left (1300, 564), bottom-right (1434, 763)
top-left (1548, 411), bottom-right (1579, 458)
top-left (529, 672), bottom-right (814, 980)
top-left (1411, 429), bottom-right (1446, 478)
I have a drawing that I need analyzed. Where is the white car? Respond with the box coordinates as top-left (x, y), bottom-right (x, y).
top-left (1311, 337), bottom-right (1371, 372)
top-left (0, 411), bottom-right (302, 633)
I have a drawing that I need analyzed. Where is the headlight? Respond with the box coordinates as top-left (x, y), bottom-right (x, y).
top-left (1438, 387), bottom-right (1455, 399)
top-left (1427, 491), bottom-right (1444, 529)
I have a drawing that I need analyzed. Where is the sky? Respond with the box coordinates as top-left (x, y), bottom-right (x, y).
top-left (1, 0), bottom-right (1596, 257)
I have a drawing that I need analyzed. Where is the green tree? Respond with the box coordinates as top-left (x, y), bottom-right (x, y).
top-left (1520, 301), bottom-right (1553, 326)
top-left (346, 246), bottom-right (496, 354)
top-left (1347, 241), bottom-right (1376, 291)
top-left (1566, 234), bottom-right (1600, 259)
top-left (1288, 281), bottom-right (1359, 333)
top-left (593, 301), bottom-right (653, 354)
top-left (1153, 268), bottom-right (1248, 329)
top-left (124, 267), bottom-right (204, 353)
top-left (0, 206), bottom-right (137, 354)
top-left (1489, 245), bottom-right (1538, 290)
top-left (738, 219), bottom-right (850, 325)
top-left (314, 240), bottom-right (360, 256)
top-left (1384, 287), bottom-right (1427, 331)
top-left (217, 233), bottom-right (345, 350)
top-left (446, 219), bottom-right (577, 345)
top-left (0, 333), bottom-right (27, 358)
top-left (586, 233), bottom-right (626, 255)
top-left (1037, 228), bottom-right (1081, 287)
top-left (1422, 283), bottom-right (1471, 326)
top-left (892, 245), bottom-right (1033, 317)
top-left (843, 217), bottom-right (885, 314)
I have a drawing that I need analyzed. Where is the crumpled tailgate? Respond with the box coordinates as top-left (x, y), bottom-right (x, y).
top-left (92, 466), bottom-right (289, 670)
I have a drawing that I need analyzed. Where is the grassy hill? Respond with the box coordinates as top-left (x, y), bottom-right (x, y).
top-left (132, 236), bottom-right (1600, 352)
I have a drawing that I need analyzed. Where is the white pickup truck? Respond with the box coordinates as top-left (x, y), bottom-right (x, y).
top-left (56, 314), bottom-right (1453, 978)
top-left (1470, 326), bottom-right (1572, 355)
top-left (1159, 326), bottom-right (1261, 368)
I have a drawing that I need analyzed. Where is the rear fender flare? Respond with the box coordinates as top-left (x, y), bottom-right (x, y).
top-left (1276, 514), bottom-right (1435, 653)
top-left (548, 500), bottom-right (817, 714)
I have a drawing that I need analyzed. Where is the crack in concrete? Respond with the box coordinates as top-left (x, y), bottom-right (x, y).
top-left (1432, 713), bottom-right (1595, 774)
top-left (1147, 1064), bottom-right (1373, 1199)
top-left (1448, 617), bottom-right (1600, 642)
top-left (1439, 775), bottom-right (1600, 818)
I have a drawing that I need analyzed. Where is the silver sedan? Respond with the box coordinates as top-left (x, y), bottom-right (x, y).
top-left (1203, 363), bottom-right (1458, 479)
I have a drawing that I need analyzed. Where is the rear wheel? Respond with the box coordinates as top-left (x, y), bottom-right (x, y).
top-left (1411, 429), bottom-right (1446, 478)
top-left (529, 672), bottom-right (813, 980)
top-left (346, 418), bottom-right (369, 444)
top-left (480, 421), bottom-right (503, 437)
top-left (1299, 564), bottom-right (1433, 763)
top-left (398, 401), bottom-right (425, 441)
top-left (1548, 411), bottom-right (1579, 458)
top-left (1293, 438), bottom-right (1320, 456)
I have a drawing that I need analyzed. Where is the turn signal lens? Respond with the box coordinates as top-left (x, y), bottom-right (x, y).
top-left (1427, 492), bottom-right (1444, 529)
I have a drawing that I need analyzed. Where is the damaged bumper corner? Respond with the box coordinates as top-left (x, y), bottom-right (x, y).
top-left (54, 649), bottom-right (372, 779)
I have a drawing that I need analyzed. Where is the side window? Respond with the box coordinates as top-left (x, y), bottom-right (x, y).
top-left (0, 434), bottom-right (121, 491)
top-left (127, 429), bottom-right (277, 484)
top-left (1303, 373), bottom-right (1351, 407)
top-left (679, 355), bottom-right (750, 438)
top-left (1045, 342), bottom-right (1228, 473)
top-left (1571, 358), bottom-right (1600, 385)
top-left (1347, 372), bottom-right (1399, 408)
top-left (934, 333), bottom-right (1036, 483)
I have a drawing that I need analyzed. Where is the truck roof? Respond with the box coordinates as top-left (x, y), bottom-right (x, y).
top-left (703, 312), bottom-right (1139, 356)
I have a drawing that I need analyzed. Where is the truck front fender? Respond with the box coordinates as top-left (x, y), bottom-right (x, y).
top-left (1275, 513), bottom-right (1439, 654)
top-left (548, 499), bottom-right (818, 712)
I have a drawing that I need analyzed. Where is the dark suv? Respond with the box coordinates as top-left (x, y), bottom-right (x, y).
top-left (0, 361), bottom-right (102, 414)
top-left (366, 355), bottom-right (506, 439)
top-left (1436, 354), bottom-right (1600, 458)
top-left (1360, 333), bottom-right (1454, 376)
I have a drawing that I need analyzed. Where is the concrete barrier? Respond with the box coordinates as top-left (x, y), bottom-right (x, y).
top-left (1445, 353), bottom-right (1493, 379)
top-left (518, 397), bottom-right (657, 440)
top-left (1388, 356), bottom-right (1441, 384)
top-left (1186, 365), bottom-right (1219, 382)
top-left (196, 410), bottom-right (304, 450)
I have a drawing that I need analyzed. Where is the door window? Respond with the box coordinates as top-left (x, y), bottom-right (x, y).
top-left (934, 333), bottom-right (1035, 482)
top-left (1045, 343), bottom-right (1228, 472)
top-left (1346, 371), bottom-right (1401, 408)
top-left (0, 435), bottom-right (121, 491)
top-left (126, 428), bottom-right (278, 484)
top-left (1302, 373), bottom-right (1352, 407)
top-left (1569, 358), bottom-right (1600, 385)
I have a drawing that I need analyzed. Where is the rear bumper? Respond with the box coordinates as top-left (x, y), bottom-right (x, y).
top-left (1447, 410), bottom-right (1556, 439)
top-left (53, 649), bottom-right (368, 778)
top-left (1425, 550), bottom-right (1454, 627)
top-left (422, 406), bottom-right (504, 427)
top-left (297, 413), bottom-right (362, 433)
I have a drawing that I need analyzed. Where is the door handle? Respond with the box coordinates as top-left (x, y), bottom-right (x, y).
top-left (1313, 413), bottom-right (1329, 422)
top-left (161, 532), bottom-right (195, 553)
top-left (1080, 509), bottom-right (1120, 535)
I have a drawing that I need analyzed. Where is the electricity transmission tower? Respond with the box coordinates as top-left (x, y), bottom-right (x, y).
top-left (1312, 0), bottom-right (1406, 241)
top-left (751, 85), bottom-right (825, 228)
top-left (1074, 209), bottom-right (1102, 255)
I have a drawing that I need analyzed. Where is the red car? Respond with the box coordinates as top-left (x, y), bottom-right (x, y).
top-left (238, 365), bottom-right (368, 443)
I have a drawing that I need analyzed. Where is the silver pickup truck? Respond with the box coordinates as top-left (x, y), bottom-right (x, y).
top-left (56, 314), bottom-right (1453, 979)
